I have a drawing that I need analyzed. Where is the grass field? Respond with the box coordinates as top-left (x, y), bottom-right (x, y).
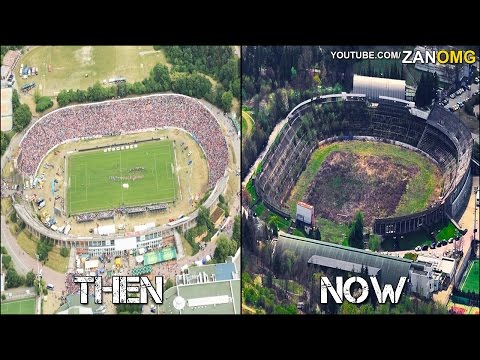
top-left (16, 230), bottom-right (69, 272)
top-left (381, 220), bottom-right (459, 251)
top-left (67, 140), bottom-right (177, 215)
top-left (288, 141), bottom-right (440, 218)
top-left (17, 46), bottom-right (169, 97)
top-left (1, 298), bottom-right (36, 314)
top-left (461, 260), bottom-right (479, 294)
top-left (241, 106), bottom-right (255, 139)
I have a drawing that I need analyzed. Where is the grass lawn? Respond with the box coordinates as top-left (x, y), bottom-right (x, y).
top-left (241, 107), bottom-right (254, 138)
top-left (461, 260), bottom-right (479, 294)
top-left (245, 178), bottom-right (258, 204)
top-left (254, 203), bottom-right (265, 217)
top-left (1, 198), bottom-right (12, 215)
top-left (17, 46), bottom-right (169, 97)
top-left (381, 231), bottom-right (431, 251)
top-left (181, 234), bottom-right (193, 257)
top-left (67, 140), bottom-right (177, 215)
top-left (435, 221), bottom-right (460, 241)
top-left (16, 230), bottom-right (37, 258)
top-left (381, 220), bottom-right (459, 251)
top-left (1, 298), bottom-right (36, 315)
top-left (317, 217), bottom-right (349, 245)
top-left (16, 230), bottom-right (69, 273)
top-left (288, 141), bottom-right (440, 218)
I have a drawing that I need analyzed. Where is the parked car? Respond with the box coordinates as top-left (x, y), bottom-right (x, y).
top-left (448, 238), bottom-right (454, 244)
top-left (430, 242), bottom-right (437, 249)
top-left (422, 245), bottom-right (429, 251)
top-left (415, 246), bottom-right (422, 251)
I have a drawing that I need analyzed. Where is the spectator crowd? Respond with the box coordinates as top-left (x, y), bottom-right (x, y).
top-left (18, 94), bottom-right (229, 189)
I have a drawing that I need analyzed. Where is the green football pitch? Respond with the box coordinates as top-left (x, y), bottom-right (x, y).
top-left (1, 298), bottom-right (36, 314)
top-left (67, 140), bottom-right (177, 215)
top-left (461, 260), bottom-right (479, 294)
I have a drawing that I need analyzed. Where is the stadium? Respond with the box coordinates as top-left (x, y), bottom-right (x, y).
top-left (10, 94), bottom-right (232, 257)
top-left (254, 92), bottom-right (474, 237)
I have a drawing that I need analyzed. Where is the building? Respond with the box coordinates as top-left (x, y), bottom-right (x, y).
top-left (1, 50), bottom-right (21, 80)
top-left (158, 249), bottom-right (241, 314)
top-left (353, 74), bottom-right (406, 101)
top-left (56, 293), bottom-right (106, 314)
top-left (277, 231), bottom-right (412, 286)
top-left (409, 261), bottom-right (439, 299)
top-left (1, 87), bottom-right (13, 131)
top-left (414, 46), bottom-right (470, 84)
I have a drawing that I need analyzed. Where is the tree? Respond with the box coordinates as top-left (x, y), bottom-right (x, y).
top-left (151, 64), bottom-right (171, 91)
top-left (197, 206), bottom-right (214, 232)
top-left (60, 247), bottom-right (69, 257)
top-left (348, 211), bottom-right (364, 248)
top-left (2, 255), bottom-right (12, 269)
top-left (25, 270), bottom-right (36, 287)
top-left (220, 91), bottom-right (233, 113)
top-left (13, 104), bottom-right (32, 132)
top-left (12, 89), bottom-right (20, 111)
top-left (6, 268), bottom-right (25, 289)
top-left (0, 131), bottom-right (10, 156)
top-left (232, 216), bottom-right (241, 247)
top-left (116, 294), bottom-right (142, 314)
top-left (213, 235), bottom-right (237, 263)
top-left (165, 278), bottom-right (174, 290)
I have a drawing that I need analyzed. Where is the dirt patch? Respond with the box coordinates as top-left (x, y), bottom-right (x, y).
top-left (305, 151), bottom-right (419, 226)
top-left (74, 46), bottom-right (93, 66)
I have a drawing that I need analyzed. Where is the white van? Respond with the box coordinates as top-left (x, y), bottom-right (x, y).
top-left (46, 284), bottom-right (54, 290)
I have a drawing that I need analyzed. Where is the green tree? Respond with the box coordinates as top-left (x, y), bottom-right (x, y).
top-left (0, 131), bottom-right (10, 156)
top-left (165, 278), bottom-right (174, 290)
top-left (13, 104), bottom-right (32, 132)
top-left (151, 64), bottom-right (171, 91)
top-left (25, 270), bottom-right (36, 287)
top-left (2, 255), bottom-right (12, 269)
top-left (348, 211), bottom-right (364, 248)
top-left (213, 235), bottom-right (237, 263)
top-left (232, 216), bottom-right (241, 246)
top-left (12, 89), bottom-right (20, 111)
top-left (221, 91), bottom-right (233, 113)
top-left (197, 206), bottom-right (214, 232)
top-left (60, 247), bottom-right (69, 257)
top-left (6, 268), bottom-right (25, 289)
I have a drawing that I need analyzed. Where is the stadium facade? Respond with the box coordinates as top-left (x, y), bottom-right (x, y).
top-left (255, 92), bottom-right (473, 236)
top-left (11, 94), bottom-right (231, 256)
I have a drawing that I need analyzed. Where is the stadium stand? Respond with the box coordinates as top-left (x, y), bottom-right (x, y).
top-left (18, 94), bottom-right (228, 188)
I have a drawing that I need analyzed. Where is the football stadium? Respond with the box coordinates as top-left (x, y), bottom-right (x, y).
top-left (11, 94), bottom-right (232, 257)
top-left (255, 93), bottom-right (473, 237)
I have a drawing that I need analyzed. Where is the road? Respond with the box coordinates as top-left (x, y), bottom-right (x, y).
top-left (1, 215), bottom-right (66, 291)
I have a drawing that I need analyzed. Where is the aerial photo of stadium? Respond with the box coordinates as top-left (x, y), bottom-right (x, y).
top-left (1, 46), bottom-right (241, 314)
top-left (241, 45), bottom-right (479, 315)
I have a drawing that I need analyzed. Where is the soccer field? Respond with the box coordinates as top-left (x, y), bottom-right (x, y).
top-left (1, 298), bottom-right (36, 314)
top-left (67, 140), bottom-right (177, 215)
top-left (461, 260), bottom-right (479, 294)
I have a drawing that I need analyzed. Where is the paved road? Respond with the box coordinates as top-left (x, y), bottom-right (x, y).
top-left (1, 215), bottom-right (66, 291)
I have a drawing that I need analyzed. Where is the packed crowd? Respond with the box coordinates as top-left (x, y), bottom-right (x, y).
top-left (18, 94), bottom-right (229, 188)
top-left (76, 210), bottom-right (115, 222)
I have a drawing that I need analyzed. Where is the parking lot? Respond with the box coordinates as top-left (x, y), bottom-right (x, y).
top-left (443, 79), bottom-right (479, 112)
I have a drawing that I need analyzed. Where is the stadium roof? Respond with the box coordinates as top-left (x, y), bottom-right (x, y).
top-left (353, 74), bottom-right (406, 101)
top-left (308, 255), bottom-right (381, 276)
top-left (277, 231), bottom-right (412, 285)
